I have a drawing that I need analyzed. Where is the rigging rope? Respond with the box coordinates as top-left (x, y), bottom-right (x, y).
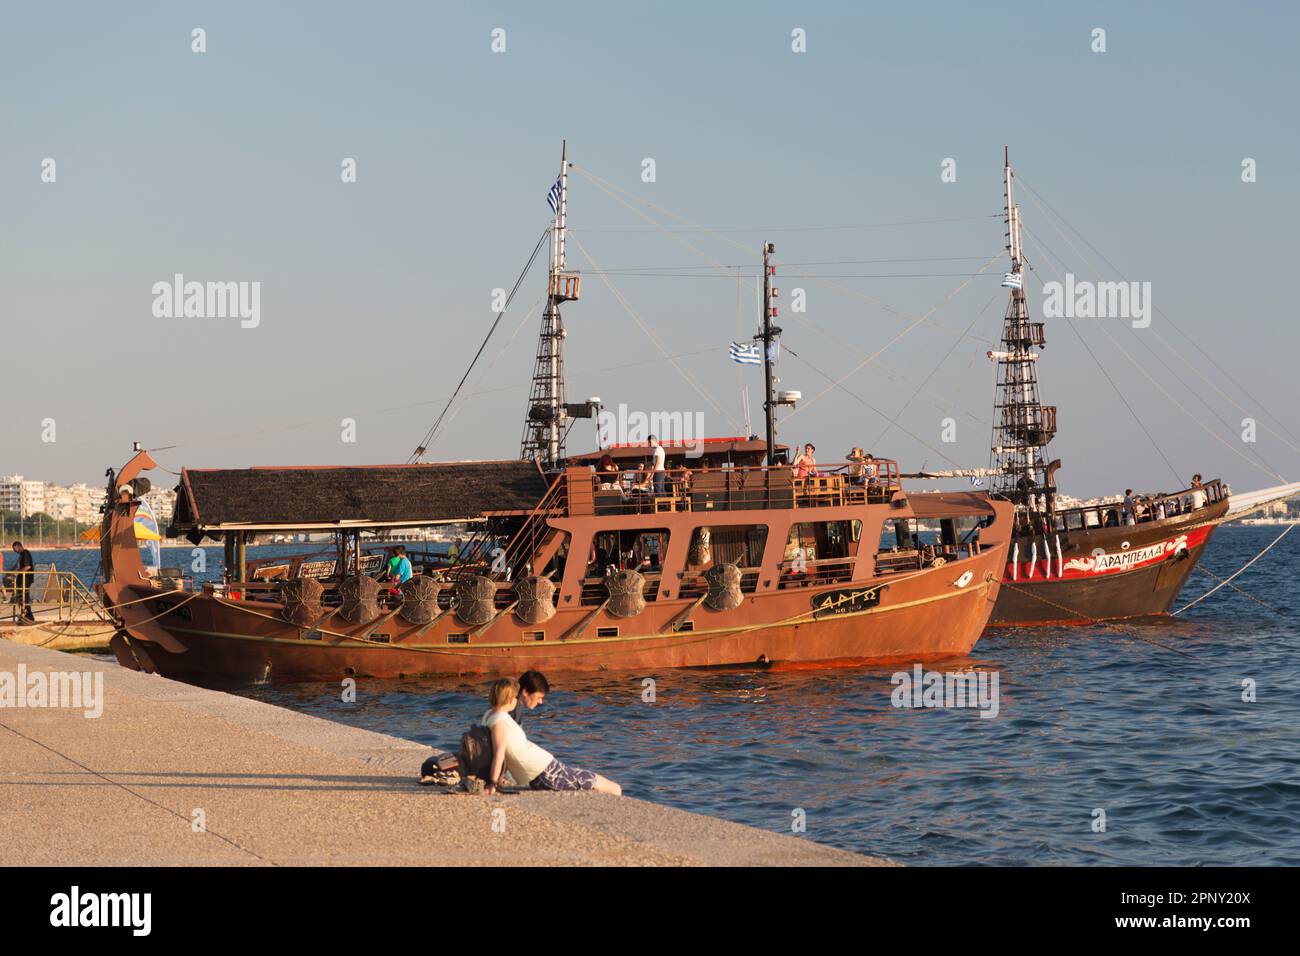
top-left (571, 234), bottom-right (742, 432)
top-left (1017, 190), bottom-right (1289, 481)
top-left (1021, 229), bottom-right (1284, 485)
top-left (1172, 523), bottom-right (1294, 615)
top-left (407, 227), bottom-right (550, 462)
top-left (1015, 174), bottom-right (1300, 451)
top-left (782, 254), bottom-right (1001, 423)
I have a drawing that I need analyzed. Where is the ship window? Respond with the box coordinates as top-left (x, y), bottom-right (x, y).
top-left (672, 620), bottom-right (695, 633)
top-left (689, 524), bottom-right (768, 569)
top-left (782, 520), bottom-right (859, 586)
top-left (447, 633), bottom-right (469, 644)
top-left (523, 631), bottom-right (545, 642)
top-left (583, 529), bottom-right (670, 604)
top-left (539, 532), bottom-right (570, 581)
top-left (681, 524), bottom-right (767, 595)
top-left (596, 626), bottom-right (619, 638)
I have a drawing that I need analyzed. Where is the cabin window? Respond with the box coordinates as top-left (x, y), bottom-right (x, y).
top-left (596, 626), bottom-right (619, 638)
top-left (781, 520), bottom-right (860, 586)
top-left (582, 529), bottom-right (671, 604)
top-left (539, 531), bottom-right (570, 581)
top-left (523, 631), bottom-right (545, 642)
top-left (875, 517), bottom-right (982, 573)
top-left (672, 620), bottom-right (695, 633)
top-left (682, 524), bottom-right (767, 595)
top-left (447, 633), bottom-right (469, 644)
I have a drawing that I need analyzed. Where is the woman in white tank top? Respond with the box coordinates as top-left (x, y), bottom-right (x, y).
top-left (483, 678), bottom-right (622, 796)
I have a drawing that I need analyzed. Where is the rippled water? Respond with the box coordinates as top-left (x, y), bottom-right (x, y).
top-left (81, 527), bottom-right (1300, 865)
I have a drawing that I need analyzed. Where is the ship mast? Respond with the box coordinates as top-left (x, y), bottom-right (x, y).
top-left (989, 147), bottom-right (1057, 518)
top-left (760, 241), bottom-right (780, 465)
top-left (521, 142), bottom-right (581, 466)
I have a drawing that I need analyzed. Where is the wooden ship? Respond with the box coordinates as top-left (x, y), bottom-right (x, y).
top-left (983, 150), bottom-right (1228, 625)
top-left (97, 145), bottom-right (1015, 682)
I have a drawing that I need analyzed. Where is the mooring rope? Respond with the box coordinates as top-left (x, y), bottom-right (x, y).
top-left (1172, 523), bottom-right (1294, 616)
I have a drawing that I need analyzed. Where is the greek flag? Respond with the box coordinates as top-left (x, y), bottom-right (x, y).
top-left (729, 341), bottom-right (762, 365)
top-left (1001, 271), bottom-right (1023, 290)
top-left (546, 177), bottom-right (562, 214)
top-left (969, 475), bottom-right (984, 487)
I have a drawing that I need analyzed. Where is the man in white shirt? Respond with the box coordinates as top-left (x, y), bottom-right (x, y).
top-left (649, 435), bottom-right (667, 495)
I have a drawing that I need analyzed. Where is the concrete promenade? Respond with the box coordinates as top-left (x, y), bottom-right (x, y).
top-left (0, 641), bottom-right (886, 866)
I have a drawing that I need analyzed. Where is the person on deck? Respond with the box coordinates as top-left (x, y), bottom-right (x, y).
top-left (393, 546), bottom-right (413, 585)
top-left (1122, 489), bottom-right (1137, 525)
top-left (597, 454), bottom-right (619, 490)
top-left (793, 443), bottom-right (818, 479)
top-left (483, 677), bottom-right (621, 796)
top-left (847, 447), bottom-right (867, 485)
top-left (447, 538), bottom-right (461, 565)
top-left (649, 436), bottom-right (667, 495)
top-left (1190, 474), bottom-right (1207, 510)
top-left (6, 541), bottom-right (36, 624)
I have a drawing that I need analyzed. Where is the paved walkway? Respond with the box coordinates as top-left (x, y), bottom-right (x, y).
top-left (0, 641), bottom-right (886, 866)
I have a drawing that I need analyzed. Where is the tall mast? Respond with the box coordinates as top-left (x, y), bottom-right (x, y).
top-left (989, 147), bottom-right (1056, 516)
top-left (759, 241), bottom-right (781, 465)
top-left (521, 141), bottom-right (580, 466)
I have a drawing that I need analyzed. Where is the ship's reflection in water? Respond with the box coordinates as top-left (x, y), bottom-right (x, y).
top-left (238, 528), bottom-right (1298, 866)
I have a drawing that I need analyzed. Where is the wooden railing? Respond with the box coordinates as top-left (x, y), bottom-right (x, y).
top-left (578, 460), bottom-right (902, 516)
top-left (1051, 478), bottom-right (1225, 532)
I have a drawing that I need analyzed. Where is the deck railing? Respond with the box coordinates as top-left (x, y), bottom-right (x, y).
top-left (579, 460), bottom-right (902, 516)
top-left (2, 570), bottom-right (118, 626)
top-left (1050, 478), bottom-right (1225, 532)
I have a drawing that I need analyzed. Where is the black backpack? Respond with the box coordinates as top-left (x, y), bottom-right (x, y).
top-left (457, 725), bottom-right (494, 783)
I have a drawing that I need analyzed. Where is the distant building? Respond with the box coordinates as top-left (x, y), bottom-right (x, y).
top-left (142, 487), bottom-right (176, 528)
top-left (1, 475), bottom-right (105, 524)
top-left (0, 475), bottom-right (49, 519)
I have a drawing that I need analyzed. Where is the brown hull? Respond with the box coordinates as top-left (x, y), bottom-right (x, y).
top-left (988, 501), bottom-right (1226, 626)
top-left (107, 552), bottom-right (1005, 681)
top-left (100, 450), bottom-right (1014, 683)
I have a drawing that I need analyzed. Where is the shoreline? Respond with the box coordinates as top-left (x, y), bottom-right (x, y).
top-left (0, 641), bottom-right (886, 867)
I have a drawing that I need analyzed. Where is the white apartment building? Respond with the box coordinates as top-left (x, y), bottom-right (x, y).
top-left (1, 475), bottom-right (105, 523)
top-left (0, 475), bottom-right (48, 518)
top-left (142, 487), bottom-right (176, 528)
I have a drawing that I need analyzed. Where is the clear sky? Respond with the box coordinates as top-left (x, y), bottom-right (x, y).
top-left (3, 0), bottom-right (1297, 498)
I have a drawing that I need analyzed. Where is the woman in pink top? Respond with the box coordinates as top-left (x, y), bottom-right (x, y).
top-left (792, 443), bottom-right (818, 479)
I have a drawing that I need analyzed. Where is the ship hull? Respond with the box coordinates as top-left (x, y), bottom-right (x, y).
top-left (107, 547), bottom-right (1006, 682)
top-left (987, 500), bottom-right (1226, 626)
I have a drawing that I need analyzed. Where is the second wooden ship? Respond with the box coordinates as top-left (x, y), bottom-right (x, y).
top-left (983, 151), bottom-right (1228, 625)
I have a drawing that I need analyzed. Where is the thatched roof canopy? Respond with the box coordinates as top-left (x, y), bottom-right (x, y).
top-left (170, 460), bottom-right (548, 532)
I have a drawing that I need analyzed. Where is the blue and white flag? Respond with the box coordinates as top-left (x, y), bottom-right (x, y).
top-left (546, 177), bottom-right (562, 214)
top-left (969, 475), bottom-right (985, 487)
top-left (1001, 271), bottom-right (1023, 290)
top-left (729, 341), bottom-right (762, 365)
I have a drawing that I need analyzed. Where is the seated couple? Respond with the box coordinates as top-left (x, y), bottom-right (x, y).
top-left (483, 672), bottom-right (622, 796)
